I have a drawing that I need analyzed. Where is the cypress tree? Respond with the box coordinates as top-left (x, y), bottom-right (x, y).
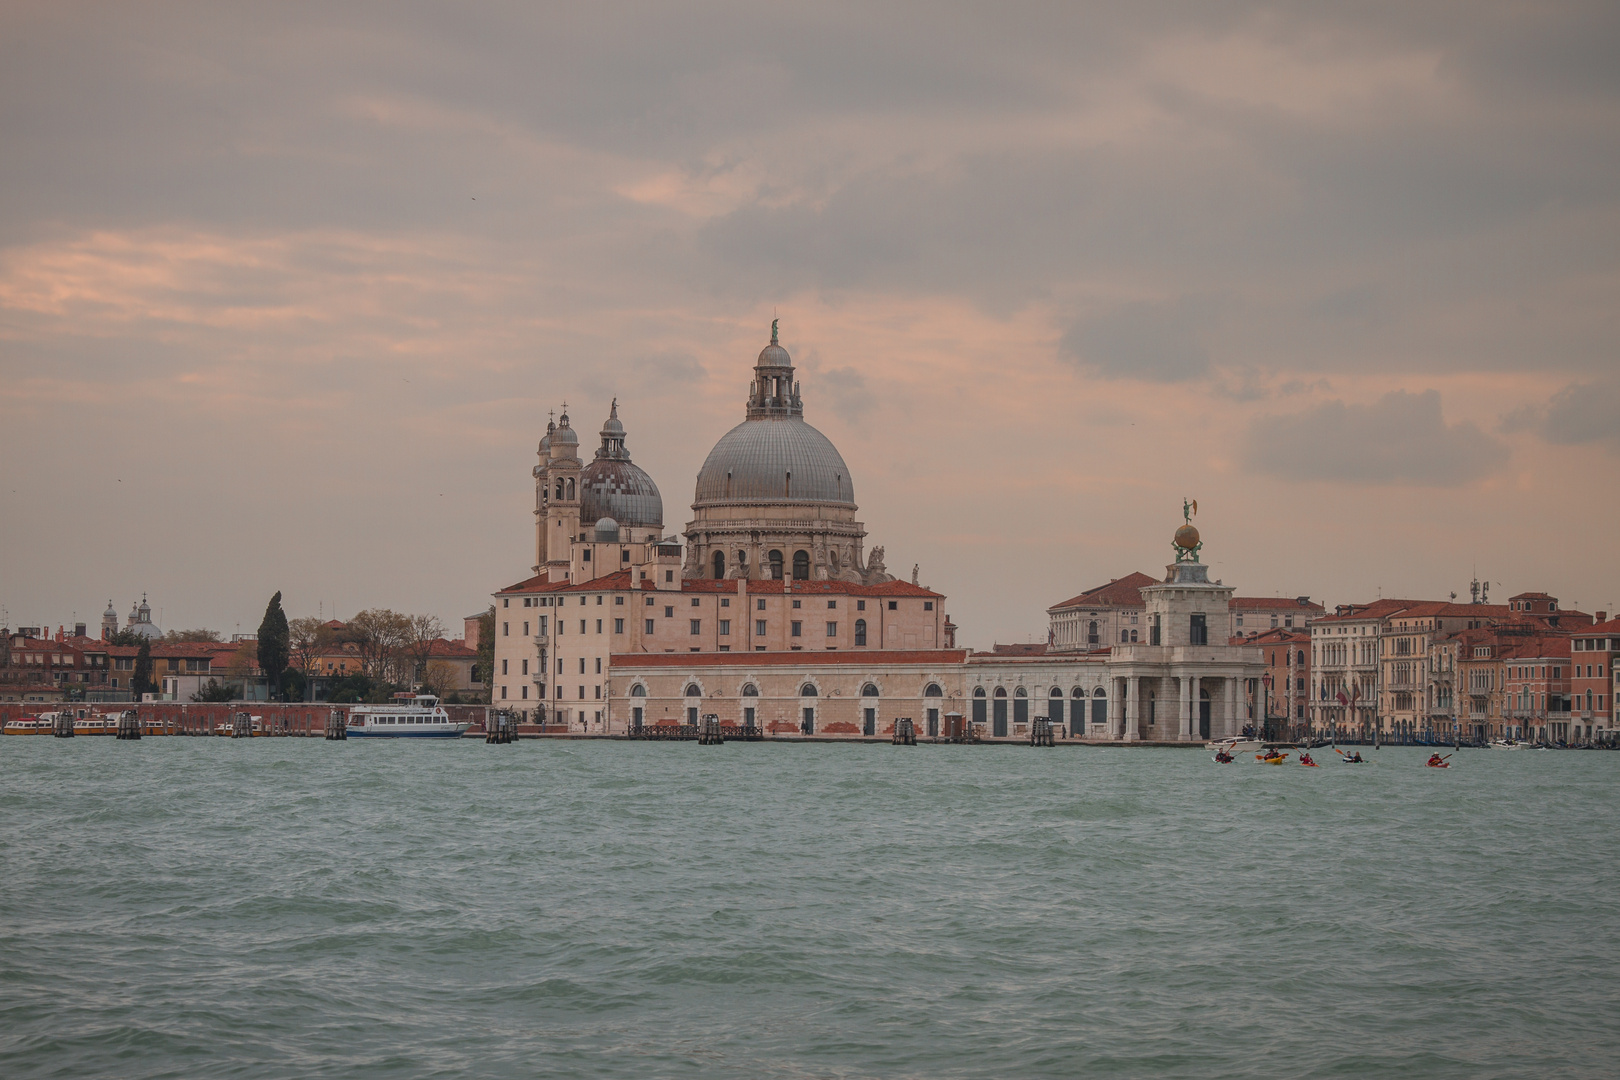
top-left (257, 591), bottom-right (291, 701)
top-left (132, 637), bottom-right (154, 698)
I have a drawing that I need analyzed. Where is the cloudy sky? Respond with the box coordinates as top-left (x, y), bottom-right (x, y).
top-left (3, 1), bottom-right (1618, 644)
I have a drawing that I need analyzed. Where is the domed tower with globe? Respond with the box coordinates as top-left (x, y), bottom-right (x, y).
top-left (684, 322), bottom-right (892, 584)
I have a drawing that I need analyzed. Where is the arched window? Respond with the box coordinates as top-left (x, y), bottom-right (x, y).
top-left (924, 684), bottom-right (943, 697)
top-left (630, 684), bottom-right (646, 697)
top-left (712, 551), bottom-right (726, 579)
top-left (861, 683), bottom-right (879, 697)
top-left (972, 686), bottom-right (987, 728)
top-left (854, 619), bottom-right (867, 646)
top-left (973, 687), bottom-right (987, 696)
top-left (741, 684), bottom-right (759, 697)
top-left (994, 687), bottom-right (1007, 698)
top-left (793, 550), bottom-right (810, 580)
top-left (566, 478), bottom-right (575, 500)
top-left (1088, 620), bottom-right (1099, 645)
top-left (1297, 650), bottom-right (1306, 665)
top-left (1014, 686), bottom-right (1029, 726)
top-left (992, 687), bottom-right (1009, 737)
top-left (1091, 685), bottom-right (1107, 727)
top-left (555, 480), bottom-right (564, 499)
top-left (1049, 686), bottom-right (1065, 727)
top-left (769, 550), bottom-right (784, 580)
top-left (800, 684), bottom-right (818, 697)
top-left (684, 683), bottom-right (701, 697)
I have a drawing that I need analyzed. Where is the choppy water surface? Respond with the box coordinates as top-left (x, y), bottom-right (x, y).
top-left (2, 740), bottom-right (1617, 1079)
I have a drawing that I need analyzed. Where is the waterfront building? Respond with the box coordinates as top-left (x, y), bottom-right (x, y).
top-left (1569, 616), bottom-right (1617, 742)
top-left (1048, 577), bottom-right (1320, 652)
top-left (1245, 627), bottom-right (1311, 738)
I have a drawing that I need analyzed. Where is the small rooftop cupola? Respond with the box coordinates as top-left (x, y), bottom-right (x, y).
top-left (596, 398), bottom-right (629, 460)
top-left (549, 405), bottom-right (580, 459)
top-left (539, 411), bottom-right (555, 456)
top-left (747, 319), bottom-right (803, 419)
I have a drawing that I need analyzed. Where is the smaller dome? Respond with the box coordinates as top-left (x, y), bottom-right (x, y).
top-left (1174, 524), bottom-right (1201, 550)
top-left (594, 516), bottom-right (620, 542)
top-left (103, 600), bottom-right (116, 617)
top-left (552, 413), bottom-right (579, 446)
top-left (757, 342), bottom-right (792, 368)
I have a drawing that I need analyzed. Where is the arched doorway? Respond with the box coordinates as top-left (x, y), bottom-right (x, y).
top-left (993, 687), bottom-right (1009, 738)
top-left (1049, 687), bottom-right (1065, 733)
top-left (861, 683), bottom-right (879, 736)
top-left (629, 683), bottom-right (646, 733)
top-left (1013, 687), bottom-right (1028, 729)
top-left (972, 687), bottom-right (987, 731)
top-left (741, 683), bottom-right (759, 730)
top-left (1199, 687), bottom-right (1212, 740)
top-left (684, 683), bottom-right (702, 728)
top-left (924, 683), bottom-right (943, 737)
top-left (1092, 686), bottom-right (1107, 728)
top-left (800, 683), bottom-right (817, 735)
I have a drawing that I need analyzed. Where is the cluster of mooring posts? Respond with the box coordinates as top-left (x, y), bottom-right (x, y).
top-left (324, 708), bottom-right (347, 741)
top-left (1029, 718), bottom-right (1055, 746)
top-left (892, 717), bottom-right (916, 745)
top-left (115, 710), bottom-right (140, 740)
top-left (485, 710), bottom-right (517, 744)
top-left (231, 711), bottom-right (253, 738)
top-left (698, 714), bottom-right (725, 745)
top-left (53, 713), bottom-right (74, 738)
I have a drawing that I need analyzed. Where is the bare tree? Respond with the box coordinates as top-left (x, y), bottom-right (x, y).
top-left (419, 659), bottom-right (458, 699)
top-left (347, 609), bottom-right (412, 682)
top-left (288, 616), bottom-right (334, 678)
top-left (404, 614), bottom-right (447, 687)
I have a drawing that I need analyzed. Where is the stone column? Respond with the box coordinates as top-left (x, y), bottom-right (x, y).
top-left (1179, 675), bottom-right (1191, 741)
top-left (1125, 676), bottom-right (1139, 742)
top-left (1192, 675), bottom-right (1203, 740)
top-left (1225, 677), bottom-right (1238, 740)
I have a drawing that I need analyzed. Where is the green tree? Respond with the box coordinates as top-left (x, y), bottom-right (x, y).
top-left (191, 678), bottom-right (235, 702)
top-left (257, 591), bottom-right (290, 702)
top-left (132, 638), bottom-right (155, 698)
top-left (164, 628), bottom-right (223, 643)
top-left (108, 627), bottom-right (146, 647)
top-left (476, 605), bottom-right (495, 698)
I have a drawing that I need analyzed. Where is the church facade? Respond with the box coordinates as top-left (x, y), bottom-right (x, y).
top-left (493, 322), bottom-right (1262, 740)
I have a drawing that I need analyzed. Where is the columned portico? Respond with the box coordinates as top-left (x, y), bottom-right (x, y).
top-left (1124, 675), bottom-right (1140, 741)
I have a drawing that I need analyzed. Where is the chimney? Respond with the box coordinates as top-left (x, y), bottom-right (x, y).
top-left (1598, 611), bottom-right (1608, 624)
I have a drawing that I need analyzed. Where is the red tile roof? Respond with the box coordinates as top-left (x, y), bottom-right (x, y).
top-left (1230, 597), bottom-right (1324, 612)
top-left (1048, 571), bottom-right (1157, 612)
top-left (611, 649), bottom-right (968, 668)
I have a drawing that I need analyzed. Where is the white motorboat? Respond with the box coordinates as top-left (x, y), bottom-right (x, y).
top-left (345, 694), bottom-right (469, 739)
top-left (1489, 739), bottom-right (1529, 750)
top-left (1206, 737), bottom-right (1264, 756)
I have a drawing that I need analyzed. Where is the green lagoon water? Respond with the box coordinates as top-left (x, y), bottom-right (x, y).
top-left (2, 738), bottom-right (1616, 1078)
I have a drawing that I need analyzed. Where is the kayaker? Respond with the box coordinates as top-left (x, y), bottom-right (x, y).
top-left (1427, 753), bottom-right (1444, 767)
top-left (1350, 751), bottom-right (1363, 763)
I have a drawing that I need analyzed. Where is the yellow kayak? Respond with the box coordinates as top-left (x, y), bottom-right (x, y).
top-left (1257, 753), bottom-right (1289, 765)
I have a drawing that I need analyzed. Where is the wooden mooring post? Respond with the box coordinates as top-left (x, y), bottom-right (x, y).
top-left (1029, 717), bottom-right (1055, 747)
top-left (892, 717), bottom-right (916, 745)
top-left (486, 710), bottom-right (517, 744)
top-left (698, 714), bottom-right (725, 745)
top-left (324, 708), bottom-right (347, 741)
top-left (115, 709), bottom-right (141, 740)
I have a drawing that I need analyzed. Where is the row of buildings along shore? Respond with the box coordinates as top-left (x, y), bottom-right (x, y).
top-left (6, 326), bottom-right (1613, 745)
top-left (488, 325), bottom-right (1617, 745)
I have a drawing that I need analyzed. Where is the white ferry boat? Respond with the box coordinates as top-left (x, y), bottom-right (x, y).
top-left (3, 716), bottom-right (50, 735)
top-left (345, 694), bottom-right (469, 739)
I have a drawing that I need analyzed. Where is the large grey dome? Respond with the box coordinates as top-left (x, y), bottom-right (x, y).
top-left (694, 416), bottom-right (855, 507)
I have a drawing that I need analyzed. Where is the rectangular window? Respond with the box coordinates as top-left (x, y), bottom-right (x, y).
top-left (646, 597), bottom-right (654, 606)
top-left (579, 620), bottom-right (586, 634)
top-left (757, 599), bottom-right (766, 610)
top-left (595, 657), bottom-right (602, 674)
top-left (827, 622), bottom-right (837, 636)
top-left (523, 597), bottom-right (531, 608)
top-left (756, 620), bottom-right (767, 636)
top-left (523, 621), bottom-right (529, 636)
top-left (596, 619), bottom-right (602, 633)
top-left (596, 595), bottom-right (603, 605)
top-left (721, 598), bottom-right (730, 607)
top-left (691, 597), bottom-right (700, 607)
top-left (791, 621), bottom-right (802, 637)
top-left (579, 686), bottom-right (585, 699)
top-left (665, 606), bottom-right (674, 618)
top-left (857, 600), bottom-right (866, 611)
top-left (521, 685), bottom-right (528, 699)
top-left (503, 598), bottom-right (510, 608)
top-left (888, 601), bottom-right (897, 610)
top-left (500, 686), bottom-right (507, 699)
top-left (594, 685), bottom-right (601, 699)
top-left (719, 620), bottom-right (731, 635)
top-left (690, 619), bottom-right (702, 635)
top-left (614, 618), bottom-right (624, 633)
top-left (827, 600), bottom-right (837, 609)
top-left (645, 619), bottom-right (655, 634)
top-left (521, 659), bottom-right (528, 675)
top-left (502, 659), bottom-right (508, 675)
top-left (557, 620), bottom-right (564, 635)
top-left (503, 622), bottom-right (509, 637)
top-left (792, 599), bottom-right (801, 609)
top-left (579, 658), bottom-right (586, 674)
top-left (924, 601), bottom-right (933, 611)
top-left (615, 595), bottom-right (624, 605)
top-left (1190, 614), bottom-right (1208, 646)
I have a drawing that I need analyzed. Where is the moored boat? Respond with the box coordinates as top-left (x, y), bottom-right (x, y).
top-left (1207, 737), bottom-right (1263, 757)
top-left (345, 694), bottom-right (468, 739)
top-left (2, 716), bottom-right (50, 734)
top-left (1489, 739), bottom-right (1527, 750)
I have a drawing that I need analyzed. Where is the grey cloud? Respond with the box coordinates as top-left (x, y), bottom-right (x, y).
top-left (1501, 378), bottom-right (1620, 451)
top-left (1244, 390), bottom-right (1509, 485)
top-left (1059, 298), bottom-right (1213, 383)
